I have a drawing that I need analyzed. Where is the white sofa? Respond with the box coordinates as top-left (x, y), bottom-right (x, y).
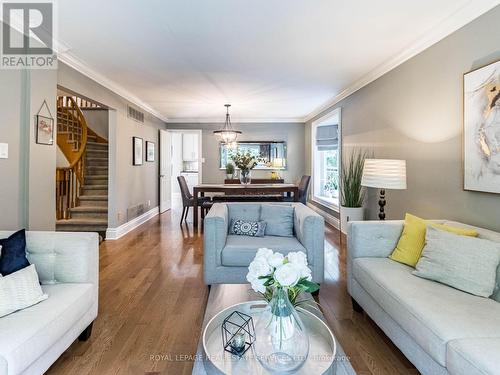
top-left (347, 220), bottom-right (500, 375)
top-left (0, 231), bottom-right (99, 375)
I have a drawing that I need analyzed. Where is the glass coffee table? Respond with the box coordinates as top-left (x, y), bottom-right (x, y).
top-left (192, 285), bottom-right (356, 375)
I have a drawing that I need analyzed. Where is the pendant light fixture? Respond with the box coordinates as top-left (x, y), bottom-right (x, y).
top-left (213, 104), bottom-right (241, 143)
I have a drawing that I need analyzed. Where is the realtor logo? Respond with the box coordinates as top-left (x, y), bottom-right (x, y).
top-left (1, 1), bottom-right (57, 69)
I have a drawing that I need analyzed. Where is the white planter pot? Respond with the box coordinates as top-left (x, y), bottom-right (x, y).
top-left (340, 206), bottom-right (364, 234)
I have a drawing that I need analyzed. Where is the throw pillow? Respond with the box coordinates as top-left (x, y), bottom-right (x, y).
top-left (260, 205), bottom-right (294, 237)
top-left (389, 214), bottom-right (478, 267)
top-left (230, 219), bottom-right (266, 237)
top-left (0, 264), bottom-right (48, 318)
top-left (413, 226), bottom-right (500, 297)
top-left (0, 229), bottom-right (30, 276)
top-left (228, 204), bottom-right (261, 223)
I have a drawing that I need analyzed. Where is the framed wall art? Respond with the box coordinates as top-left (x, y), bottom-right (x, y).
top-left (35, 100), bottom-right (54, 145)
top-left (146, 141), bottom-right (155, 162)
top-left (133, 137), bottom-right (143, 166)
top-left (36, 115), bottom-right (54, 145)
top-left (463, 59), bottom-right (500, 194)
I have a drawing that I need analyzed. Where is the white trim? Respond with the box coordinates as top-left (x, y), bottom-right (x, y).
top-left (303, 0), bottom-right (500, 122)
top-left (311, 197), bottom-right (339, 213)
top-left (166, 117), bottom-right (304, 124)
top-left (307, 203), bottom-right (340, 230)
top-left (105, 206), bottom-right (159, 240)
top-left (58, 53), bottom-right (169, 123)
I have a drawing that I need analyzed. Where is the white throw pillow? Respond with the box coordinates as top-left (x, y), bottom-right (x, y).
top-left (0, 264), bottom-right (48, 318)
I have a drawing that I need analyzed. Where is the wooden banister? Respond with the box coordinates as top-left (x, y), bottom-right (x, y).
top-left (56, 96), bottom-right (88, 219)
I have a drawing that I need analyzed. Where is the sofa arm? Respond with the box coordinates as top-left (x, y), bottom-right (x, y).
top-left (293, 204), bottom-right (325, 282)
top-left (347, 220), bottom-right (403, 260)
top-left (204, 204), bottom-right (228, 271)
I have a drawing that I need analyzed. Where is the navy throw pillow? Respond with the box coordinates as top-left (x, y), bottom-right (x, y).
top-left (0, 229), bottom-right (30, 276)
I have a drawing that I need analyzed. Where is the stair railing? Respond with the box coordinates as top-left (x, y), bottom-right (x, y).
top-left (56, 96), bottom-right (88, 220)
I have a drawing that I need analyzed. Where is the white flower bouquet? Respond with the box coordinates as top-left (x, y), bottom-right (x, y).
top-left (246, 248), bottom-right (319, 306)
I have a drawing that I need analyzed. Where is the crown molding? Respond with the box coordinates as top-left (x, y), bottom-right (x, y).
top-left (166, 117), bottom-right (305, 124)
top-left (58, 52), bottom-right (169, 123)
top-left (303, 0), bottom-right (500, 122)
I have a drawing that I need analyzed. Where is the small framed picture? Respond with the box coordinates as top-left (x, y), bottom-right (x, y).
top-left (133, 137), bottom-right (143, 166)
top-left (36, 115), bottom-right (54, 145)
top-left (146, 141), bottom-right (155, 162)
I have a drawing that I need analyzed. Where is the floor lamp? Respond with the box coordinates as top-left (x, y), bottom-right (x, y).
top-left (361, 159), bottom-right (407, 220)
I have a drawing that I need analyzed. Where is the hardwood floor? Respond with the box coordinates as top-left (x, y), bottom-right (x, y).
top-left (47, 207), bottom-right (417, 375)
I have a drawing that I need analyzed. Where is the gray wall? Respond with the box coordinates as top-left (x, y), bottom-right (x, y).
top-left (58, 63), bottom-right (166, 228)
top-left (0, 66), bottom-right (57, 231)
top-left (82, 109), bottom-right (109, 139)
top-left (306, 5), bottom-right (500, 231)
top-left (166, 123), bottom-right (306, 184)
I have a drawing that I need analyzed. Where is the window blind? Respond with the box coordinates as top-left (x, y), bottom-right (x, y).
top-left (315, 124), bottom-right (338, 151)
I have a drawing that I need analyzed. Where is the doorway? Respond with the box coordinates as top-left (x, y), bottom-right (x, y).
top-left (159, 129), bottom-right (202, 213)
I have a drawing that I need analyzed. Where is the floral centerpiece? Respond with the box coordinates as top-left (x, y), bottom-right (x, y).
top-left (246, 248), bottom-right (319, 305)
top-left (246, 248), bottom-right (319, 372)
top-left (230, 151), bottom-right (262, 184)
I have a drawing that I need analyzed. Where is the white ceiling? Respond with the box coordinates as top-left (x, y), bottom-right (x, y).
top-left (57, 0), bottom-right (500, 123)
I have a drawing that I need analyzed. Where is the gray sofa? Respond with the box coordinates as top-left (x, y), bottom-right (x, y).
top-left (204, 203), bottom-right (325, 285)
top-left (0, 231), bottom-right (99, 375)
top-left (347, 220), bottom-right (500, 375)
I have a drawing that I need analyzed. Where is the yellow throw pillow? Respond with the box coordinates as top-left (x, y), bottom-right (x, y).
top-left (389, 213), bottom-right (478, 267)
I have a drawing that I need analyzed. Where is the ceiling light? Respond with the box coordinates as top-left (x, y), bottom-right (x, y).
top-left (213, 104), bottom-right (241, 143)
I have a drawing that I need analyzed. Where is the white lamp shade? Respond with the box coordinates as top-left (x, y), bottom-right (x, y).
top-left (361, 159), bottom-right (407, 190)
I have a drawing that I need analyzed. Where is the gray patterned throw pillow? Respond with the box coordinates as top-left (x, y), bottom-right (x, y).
top-left (230, 219), bottom-right (266, 237)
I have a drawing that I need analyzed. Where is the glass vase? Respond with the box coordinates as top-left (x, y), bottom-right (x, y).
top-left (239, 169), bottom-right (252, 185)
top-left (253, 287), bottom-right (309, 373)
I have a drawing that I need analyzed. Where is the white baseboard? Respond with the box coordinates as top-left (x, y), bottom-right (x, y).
top-left (307, 203), bottom-right (340, 230)
top-left (105, 206), bottom-right (159, 240)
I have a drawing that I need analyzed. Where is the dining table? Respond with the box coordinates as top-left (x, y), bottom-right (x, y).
top-left (192, 183), bottom-right (299, 228)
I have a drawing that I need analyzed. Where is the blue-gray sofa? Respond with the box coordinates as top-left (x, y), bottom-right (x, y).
top-left (203, 202), bottom-right (325, 285)
top-left (347, 220), bottom-right (500, 375)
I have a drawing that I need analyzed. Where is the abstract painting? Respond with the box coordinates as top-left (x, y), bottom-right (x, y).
top-left (133, 137), bottom-right (143, 166)
top-left (464, 60), bottom-right (500, 194)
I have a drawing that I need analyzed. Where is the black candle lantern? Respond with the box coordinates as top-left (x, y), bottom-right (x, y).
top-left (221, 311), bottom-right (255, 357)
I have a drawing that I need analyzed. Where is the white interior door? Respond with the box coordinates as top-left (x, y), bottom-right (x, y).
top-left (160, 129), bottom-right (172, 213)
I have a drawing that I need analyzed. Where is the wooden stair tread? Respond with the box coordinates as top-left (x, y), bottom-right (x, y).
top-left (79, 195), bottom-right (108, 200)
top-left (70, 206), bottom-right (108, 212)
top-left (87, 141), bottom-right (108, 147)
top-left (57, 218), bottom-right (108, 225)
top-left (83, 184), bottom-right (108, 189)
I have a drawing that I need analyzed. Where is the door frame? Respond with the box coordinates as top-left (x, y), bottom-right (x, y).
top-left (159, 129), bottom-right (172, 213)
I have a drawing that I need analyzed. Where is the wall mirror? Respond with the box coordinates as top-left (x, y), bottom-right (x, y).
top-left (219, 141), bottom-right (287, 170)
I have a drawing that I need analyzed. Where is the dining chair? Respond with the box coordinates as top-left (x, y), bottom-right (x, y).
top-left (177, 176), bottom-right (212, 224)
top-left (283, 175), bottom-right (311, 204)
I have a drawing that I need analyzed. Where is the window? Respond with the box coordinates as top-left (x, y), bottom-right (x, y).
top-left (311, 108), bottom-right (340, 210)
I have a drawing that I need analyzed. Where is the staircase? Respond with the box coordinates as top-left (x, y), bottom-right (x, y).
top-left (55, 96), bottom-right (108, 236)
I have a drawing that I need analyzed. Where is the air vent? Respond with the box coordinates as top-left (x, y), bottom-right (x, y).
top-left (127, 105), bottom-right (145, 123)
top-left (127, 203), bottom-right (145, 221)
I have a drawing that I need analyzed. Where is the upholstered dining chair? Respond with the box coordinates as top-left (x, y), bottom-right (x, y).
top-left (283, 175), bottom-right (311, 204)
top-left (177, 176), bottom-right (212, 224)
